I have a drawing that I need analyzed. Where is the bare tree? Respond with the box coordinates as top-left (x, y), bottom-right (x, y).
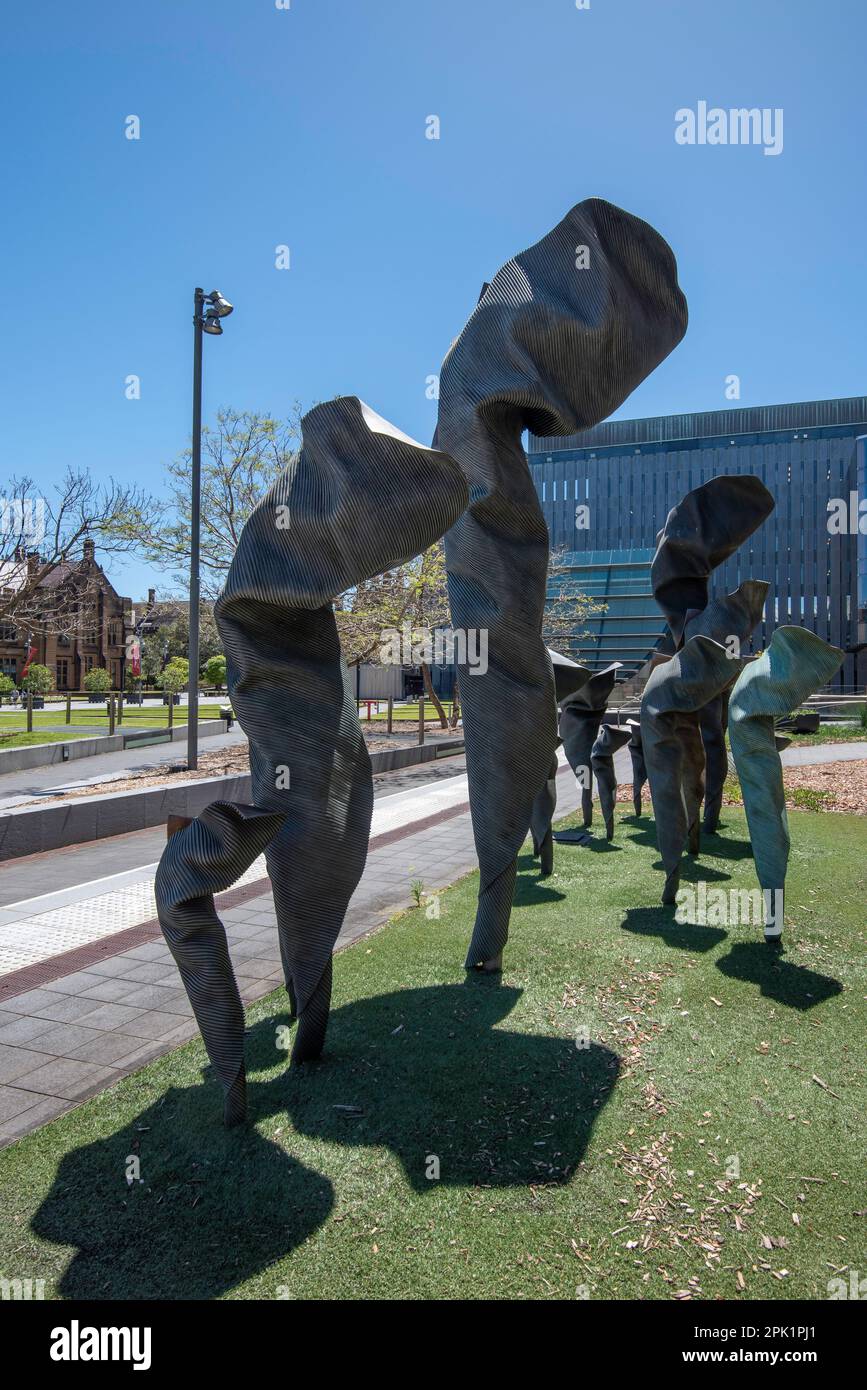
top-left (0, 469), bottom-right (160, 634)
top-left (541, 547), bottom-right (607, 657)
top-left (140, 407), bottom-right (303, 597)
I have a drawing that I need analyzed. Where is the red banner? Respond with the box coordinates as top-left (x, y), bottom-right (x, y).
top-left (20, 641), bottom-right (36, 679)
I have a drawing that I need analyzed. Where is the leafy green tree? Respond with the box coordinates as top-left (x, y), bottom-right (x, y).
top-left (159, 608), bottom-right (223, 665)
top-left (203, 654), bottom-right (227, 687)
top-left (542, 548), bottom-right (607, 655)
top-left (21, 663), bottom-right (54, 695)
top-left (159, 657), bottom-right (189, 694)
top-left (0, 673), bottom-right (15, 702)
top-left (83, 667), bottom-right (112, 694)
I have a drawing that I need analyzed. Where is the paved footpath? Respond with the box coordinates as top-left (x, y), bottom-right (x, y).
top-left (0, 740), bottom-right (863, 1147)
top-left (0, 750), bottom-right (554, 1147)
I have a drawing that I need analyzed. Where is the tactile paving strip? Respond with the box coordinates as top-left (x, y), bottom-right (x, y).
top-left (0, 855), bottom-right (269, 974)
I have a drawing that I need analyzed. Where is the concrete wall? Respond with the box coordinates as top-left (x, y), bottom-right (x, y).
top-left (0, 739), bottom-right (464, 861)
top-left (0, 720), bottom-right (228, 775)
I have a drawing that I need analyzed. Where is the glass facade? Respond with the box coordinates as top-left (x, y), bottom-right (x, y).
top-left (547, 548), bottom-right (662, 675)
top-left (529, 397), bottom-right (867, 690)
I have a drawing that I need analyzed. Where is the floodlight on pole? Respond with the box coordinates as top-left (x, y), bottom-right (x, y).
top-left (188, 285), bottom-right (233, 771)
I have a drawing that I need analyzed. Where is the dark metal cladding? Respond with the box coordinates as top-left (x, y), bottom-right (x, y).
top-left (435, 198), bottom-right (687, 968)
top-left (651, 476), bottom-right (775, 642)
top-left (728, 626), bottom-right (844, 937)
top-left (157, 398), bottom-right (468, 1119)
top-left (590, 723), bottom-right (633, 839)
top-left (641, 636), bottom-right (748, 905)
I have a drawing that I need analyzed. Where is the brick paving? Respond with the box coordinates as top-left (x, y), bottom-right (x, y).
top-left (1, 738), bottom-right (860, 1148)
top-left (0, 758), bottom-right (586, 1147)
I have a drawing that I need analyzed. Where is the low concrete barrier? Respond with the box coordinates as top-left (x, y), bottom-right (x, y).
top-left (0, 738), bottom-right (465, 861)
top-left (0, 720), bottom-right (228, 775)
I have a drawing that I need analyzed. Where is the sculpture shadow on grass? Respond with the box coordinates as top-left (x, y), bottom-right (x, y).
top-left (514, 854), bottom-right (568, 906)
top-left (623, 823), bottom-right (755, 865)
top-left (32, 985), bottom-right (620, 1298)
top-left (274, 981), bottom-right (621, 1194)
top-left (619, 906), bottom-right (727, 953)
top-left (715, 943), bottom-right (843, 1011)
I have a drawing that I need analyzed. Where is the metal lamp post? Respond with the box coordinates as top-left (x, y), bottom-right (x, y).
top-left (188, 287), bottom-right (233, 769)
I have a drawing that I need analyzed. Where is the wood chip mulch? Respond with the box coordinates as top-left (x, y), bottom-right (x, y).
top-left (617, 760), bottom-right (867, 816)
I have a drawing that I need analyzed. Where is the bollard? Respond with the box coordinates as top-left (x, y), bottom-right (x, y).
top-left (66, 692), bottom-right (72, 724)
top-left (27, 691), bottom-right (33, 733)
top-left (108, 693), bottom-right (116, 735)
top-left (387, 695), bottom-right (393, 734)
top-left (168, 695), bottom-right (174, 729)
top-left (418, 694), bottom-right (425, 746)
top-left (117, 692), bottom-right (124, 726)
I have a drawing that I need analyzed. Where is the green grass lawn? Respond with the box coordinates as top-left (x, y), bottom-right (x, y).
top-left (0, 805), bottom-right (864, 1301)
top-left (369, 699), bottom-right (455, 722)
top-left (780, 723), bottom-right (867, 746)
top-left (0, 730), bottom-right (101, 751)
top-left (0, 704), bottom-right (227, 750)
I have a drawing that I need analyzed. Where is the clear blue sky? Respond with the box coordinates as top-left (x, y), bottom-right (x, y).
top-left (3, 0), bottom-right (865, 598)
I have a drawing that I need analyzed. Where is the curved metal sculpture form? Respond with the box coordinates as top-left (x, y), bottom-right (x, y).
top-left (436, 198), bottom-right (687, 969)
top-left (728, 626), bottom-right (844, 940)
top-left (157, 398), bottom-right (468, 1117)
top-left (682, 580), bottom-right (769, 833)
top-left (626, 719), bottom-right (646, 817)
top-left (641, 636), bottom-right (748, 904)
top-left (590, 724), bottom-right (633, 839)
top-left (156, 803), bottom-right (286, 1125)
top-left (529, 651), bottom-right (591, 877)
top-left (559, 663), bottom-right (623, 828)
top-left (651, 476), bottom-right (775, 644)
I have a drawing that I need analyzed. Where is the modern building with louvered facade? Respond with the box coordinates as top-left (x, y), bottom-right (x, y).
top-left (529, 397), bottom-right (867, 691)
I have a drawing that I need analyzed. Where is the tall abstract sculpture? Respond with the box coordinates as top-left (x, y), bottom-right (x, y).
top-left (626, 719), bottom-right (647, 817)
top-left (529, 651), bottom-right (591, 877)
top-left (155, 199), bottom-right (688, 1123)
top-left (590, 724), bottom-right (633, 840)
top-left (559, 663), bottom-right (623, 830)
top-left (156, 399), bottom-right (468, 1120)
top-left (641, 635), bottom-right (748, 903)
top-left (436, 198), bottom-right (687, 970)
top-left (650, 476), bottom-right (774, 645)
top-left (728, 625), bottom-right (843, 940)
top-left (643, 476), bottom-right (774, 878)
top-left (681, 579), bottom-right (769, 833)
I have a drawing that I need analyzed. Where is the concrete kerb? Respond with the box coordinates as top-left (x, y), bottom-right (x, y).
top-left (0, 719), bottom-right (229, 774)
top-left (0, 739), bottom-right (465, 861)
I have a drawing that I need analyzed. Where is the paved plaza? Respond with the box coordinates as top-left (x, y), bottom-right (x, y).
top-left (0, 740), bottom-right (864, 1147)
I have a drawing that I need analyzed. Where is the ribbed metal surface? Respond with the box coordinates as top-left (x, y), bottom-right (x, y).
top-left (728, 626), bottom-right (845, 921)
top-left (156, 397), bottom-right (469, 1120)
top-left (435, 197), bottom-right (687, 968)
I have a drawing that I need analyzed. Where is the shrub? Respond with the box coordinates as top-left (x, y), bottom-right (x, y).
top-left (21, 663), bottom-right (55, 695)
top-left (83, 667), bottom-right (112, 694)
top-left (203, 654), bottom-right (227, 688)
top-left (159, 657), bottom-right (189, 694)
